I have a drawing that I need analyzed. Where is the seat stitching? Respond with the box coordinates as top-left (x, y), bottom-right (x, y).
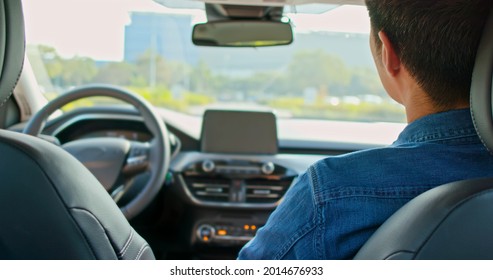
top-left (118, 230), bottom-right (134, 259)
top-left (470, 107), bottom-right (491, 154)
top-left (69, 208), bottom-right (102, 259)
top-left (134, 244), bottom-right (149, 260)
top-left (0, 39), bottom-right (25, 108)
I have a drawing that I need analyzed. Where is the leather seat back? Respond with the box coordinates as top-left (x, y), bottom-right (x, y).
top-left (0, 0), bottom-right (155, 260)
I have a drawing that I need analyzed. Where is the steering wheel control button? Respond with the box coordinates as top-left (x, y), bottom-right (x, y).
top-left (202, 160), bottom-right (215, 173)
top-left (123, 143), bottom-right (151, 176)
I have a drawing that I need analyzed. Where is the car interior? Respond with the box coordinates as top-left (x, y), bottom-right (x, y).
top-left (1, 0), bottom-right (492, 260)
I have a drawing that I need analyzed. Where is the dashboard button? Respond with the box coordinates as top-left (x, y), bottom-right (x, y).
top-left (202, 160), bottom-right (215, 173)
top-left (197, 224), bottom-right (215, 243)
top-left (261, 162), bottom-right (275, 175)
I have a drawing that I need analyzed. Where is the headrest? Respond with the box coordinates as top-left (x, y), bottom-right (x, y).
top-left (0, 0), bottom-right (25, 108)
top-left (471, 7), bottom-right (493, 152)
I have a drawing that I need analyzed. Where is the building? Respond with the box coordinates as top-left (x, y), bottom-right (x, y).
top-left (124, 12), bottom-right (199, 65)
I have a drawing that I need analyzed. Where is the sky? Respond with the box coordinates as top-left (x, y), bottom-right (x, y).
top-left (22, 0), bottom-right (370, 61)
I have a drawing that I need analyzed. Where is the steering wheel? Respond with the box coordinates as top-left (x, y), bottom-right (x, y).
top-left (23, 84), bottom-right (170, 220)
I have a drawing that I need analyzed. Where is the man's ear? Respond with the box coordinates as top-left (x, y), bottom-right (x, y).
top-left (378, 31), bottom-right (401, 77)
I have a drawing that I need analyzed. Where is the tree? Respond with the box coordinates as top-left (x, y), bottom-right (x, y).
top-left (189, 60), bottom-right (214, 94)
top-left (36, 45), bottom-right (64, 87)
top-left (60, 57), bottom-right (98, 87)
top-left (286, 50), bottom-right (351, 97)
top-left (92, 62), bottom-right (136, 86)
top-left (36, 45), bottom-right (98, 88)
top-left (135, 50), bottom-right (190, 88)
top-left (349, 67), bottom-right (387, 98)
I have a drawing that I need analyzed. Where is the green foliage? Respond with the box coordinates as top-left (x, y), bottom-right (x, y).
top-left (134, 50), bottom-right (191, 88)
top-left (35, 45), bottom-right (97, 87)
top-left (286, 49), bottom-right (351, 94)
top-left (93, 62), bottom-right (136, 86)
top-left (61, 97), bottom-right (125, 111)
top-left (31, 44), bottom-right (406, 122)
top-left (60, 57), bottom-right (98, 86)
top-left (189, 60), bottom-right (214, 93)
top-left (267, 97), bottom-right (405, 123)
top-left (184, 92), bottom-right (215, 106)
top-left (124, 87), bottom-right (215, 112)
top-left (125, 86), bottom-right (181, 112)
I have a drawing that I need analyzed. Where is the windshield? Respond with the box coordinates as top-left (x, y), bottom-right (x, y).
top-left (22, 0), bottom-right (405, 123)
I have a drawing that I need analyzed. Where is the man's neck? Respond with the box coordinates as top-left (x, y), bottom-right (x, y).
top-left (404, 95), bottom-right (469, 123)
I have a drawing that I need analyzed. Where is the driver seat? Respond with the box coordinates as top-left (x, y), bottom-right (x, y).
top-left (354, 7), bottom-right (493, 260)
top-left (0, 0), bottom-right (155, 259)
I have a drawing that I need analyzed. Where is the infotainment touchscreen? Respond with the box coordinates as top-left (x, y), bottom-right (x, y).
top-left (201, 110), bottom-right (278, 154)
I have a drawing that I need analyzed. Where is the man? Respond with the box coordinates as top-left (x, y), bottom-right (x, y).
top-left (238, 0), bottom-right (493, 260)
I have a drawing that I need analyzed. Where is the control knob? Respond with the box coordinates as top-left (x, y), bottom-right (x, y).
top-left (202, 160), bottom-right (215, 173)
top-left (197, 224), bottom-right (215, 243)
top-left (261, 162), bottom-right (275, 175)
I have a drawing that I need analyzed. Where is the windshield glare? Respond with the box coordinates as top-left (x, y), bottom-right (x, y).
top-left (23, 0), bottom-right (406, 123)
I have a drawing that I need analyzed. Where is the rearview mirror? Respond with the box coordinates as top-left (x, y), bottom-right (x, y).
top-left (192, 21), bottom-right (293, 47)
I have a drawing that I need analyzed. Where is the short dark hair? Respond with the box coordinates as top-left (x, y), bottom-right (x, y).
top-left (366, 0), bottom-right (491, 109)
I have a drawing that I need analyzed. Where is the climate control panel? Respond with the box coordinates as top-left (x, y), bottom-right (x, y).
top-left (199, 159), bottom-right (277, 176)
top-left (196, 223), bottom-right (262, 245)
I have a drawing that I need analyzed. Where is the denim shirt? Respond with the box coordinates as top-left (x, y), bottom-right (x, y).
top-left (238, 109), bottom-right (493, 260)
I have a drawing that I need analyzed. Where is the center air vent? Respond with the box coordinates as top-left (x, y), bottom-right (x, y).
top-left (185, 177), bottom-right (231, 203)
top-left (178, 159), bottom-right (297, 207)
top-left (244, 179), bottom-right (292, 204)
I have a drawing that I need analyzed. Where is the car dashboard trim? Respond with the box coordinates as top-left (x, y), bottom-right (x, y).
top-left (171, 151), bottom-right (325, 209)
top-left (171, 151), bottom-right (324, 174)
top-left (50, 113), bottom-right (145, 137)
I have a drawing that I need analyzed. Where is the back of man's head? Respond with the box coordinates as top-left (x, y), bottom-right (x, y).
top-left (365, 0), bottom-right (492, 110)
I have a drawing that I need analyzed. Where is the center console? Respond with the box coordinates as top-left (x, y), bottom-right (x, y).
top-left (176, 158), bottom-right (296, 246)
top-left (172, 110), bottom-right (297, 248)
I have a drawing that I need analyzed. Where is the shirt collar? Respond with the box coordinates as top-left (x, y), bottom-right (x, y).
top-left (393, 109), bottom-right (478, 145)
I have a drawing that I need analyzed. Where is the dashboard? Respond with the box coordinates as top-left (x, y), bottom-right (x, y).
top-left (34, 106), bottom-right (384, 259)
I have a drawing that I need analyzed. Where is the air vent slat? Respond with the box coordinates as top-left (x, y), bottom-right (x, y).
top-left (205, 187), bottom-right (224, 193)
top-left (184, 176), bottom-right (232, 202)
top-left (181, 162), bottom-right (295, 205)
top-left (246, 194), bottom-right (280, 199)
top-left (252, 189), bottom-right (271, 195)
top-left (244, 179), bottom-right (291, 203)
top-left (196, 192), bottom-right (229, 197)
top-left (246, 185), bottom-right (283, 191)
top-left (192, 183), bottom-right (230, 189)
